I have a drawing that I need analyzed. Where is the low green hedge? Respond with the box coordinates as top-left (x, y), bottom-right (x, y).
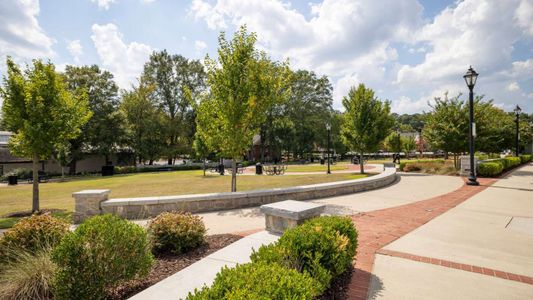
top-left (478, 162), bottom-right (503, 177)
top-left (187, 216), bottom-right (358, 299)
top-left (478, 156), bottom-right (527, 177)
top-left (147, 212), bottom-right (206, 255)
top-left (251, 216), bottom-right (357, 292)
top-left (400, 159), bottom-right (445, 171)
top-left (520, 154), bottom-right (532, 164)
top-left (114, 164), bottom-right (202, 174)
top-left (52, 214), bottom-right (153, 300)
top-left (187, 262), bottom-right (319, 299)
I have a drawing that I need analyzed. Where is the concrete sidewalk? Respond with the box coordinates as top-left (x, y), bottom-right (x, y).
top-left (370, 164), bottom-right (533, 299)
top-left (173, 174), bottom-right (463, 235)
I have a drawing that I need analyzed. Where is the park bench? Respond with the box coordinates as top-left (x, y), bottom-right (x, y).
top-left (260, 200), bottom-right (325, 234)
top-left (27, 171), bottom-right (49, 183)
top-left (263, 164), bottom-right (287, 175)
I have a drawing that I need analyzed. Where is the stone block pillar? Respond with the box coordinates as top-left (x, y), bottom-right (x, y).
top-left (72, 189), bottom-right (110, 223)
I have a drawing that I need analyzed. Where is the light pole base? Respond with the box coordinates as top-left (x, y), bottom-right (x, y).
top-left (466, 179), bottom-right (479, 186)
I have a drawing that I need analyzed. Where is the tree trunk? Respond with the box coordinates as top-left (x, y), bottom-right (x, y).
top-left (203, 158), bottom-right (206, 177)
top-left (68, 159), bottom-right (77, 175)
top-left (360, 152), bottom-right (365, 174)
top-left (231, 159), bottom-right (237, 192)
top-left (32, 154), bottom-right (40, 213)
top-left (167, 158), bottom-right (172, 165)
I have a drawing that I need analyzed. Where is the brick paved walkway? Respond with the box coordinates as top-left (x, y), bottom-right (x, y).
top-left (347, 177), bottom-right (497, 299)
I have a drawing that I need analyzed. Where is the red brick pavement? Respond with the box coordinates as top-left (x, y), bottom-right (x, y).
top-left (347, 177), bottom-right (497, 299)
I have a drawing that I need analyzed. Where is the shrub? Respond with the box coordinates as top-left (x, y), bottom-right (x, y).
top-left (400, 159), bottom-right (444, 171)
top-left (186, 262), bottom-right (319, 300)
top-left (114, 165), bottom-right (203, 174)
top-left (147, 212), bottom-right (206, 254)
top-left (0, 214), bottom-right (69, 259)
top-left (478, 162), bottom-right (503, 177)
top-left (0, 245), bottom-right (55, 300)
top-left (520, 154), bottom-right (532, 164)
top-left (403, 164), bottom-right (422, 172)
top-left (505, 157), bottom-right (521, 168)
top-left (52, 214), bottom-right (153, 300)
top-left (251, 216), bottom-right (357, 291)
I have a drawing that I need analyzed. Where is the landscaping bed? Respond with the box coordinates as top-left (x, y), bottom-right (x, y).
top-left (108, 234), bottom-right (242, 300)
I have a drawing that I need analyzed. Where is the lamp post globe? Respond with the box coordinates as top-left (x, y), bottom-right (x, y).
top-left (463, 66), bottom-right (479, 186)
top-left (514, 105), bottom-right (521, 156)
top-left (326, 123), bottom-right (331, 174)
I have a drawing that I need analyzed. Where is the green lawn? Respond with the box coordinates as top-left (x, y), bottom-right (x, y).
top-left (0, 170), bottom-right (368, 227)
top-left (285, 164), bottom-right (350, 172)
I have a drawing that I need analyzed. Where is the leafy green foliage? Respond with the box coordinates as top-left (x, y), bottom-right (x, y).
top-left (385, 132), bottom-right (402, 153)
top-left (478, 162), bottom-right (503, 177)
top-left (0, 58), bottom-right (92, 211)
top-left (0, 214), bottom-right (69, 261)
top-left (142, 50), bottom-right (207, 162)
top-left (341, 84), bottom-right (394, 173)
top-left (63, 65), bottom-right (123, 166)
top-left (520, 154), bottom-right (532, 164)
top-left (251, 216), bottom-right (357, 291)
top-left (147, 212), bottom-right (206, 254)
top-left (187, 262), bottom-right (319, 300)
top-left (52, 215), bottom-right (153, 300)
top-left (121, 79), bottom-right (166, 164)
top-left (197, 25), bottom-right (289, 191)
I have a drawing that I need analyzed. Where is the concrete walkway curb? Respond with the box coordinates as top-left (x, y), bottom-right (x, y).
top-left (129, 231), bottom-right (280, 300)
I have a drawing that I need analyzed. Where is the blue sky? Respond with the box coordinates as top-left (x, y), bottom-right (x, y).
top-left (1, 0), bottom-right (532, 114)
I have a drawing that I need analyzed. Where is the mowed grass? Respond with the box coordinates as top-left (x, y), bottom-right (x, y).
top-left (285, 164), bottom-right (350, 173)
top-left (0, 170), bottom-right (368, 218)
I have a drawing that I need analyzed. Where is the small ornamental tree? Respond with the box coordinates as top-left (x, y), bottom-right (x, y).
top-left (0, 58), bottom-right (91, 212)
top-left (340, 84), bottom-right (394, 174)
top-left (196, 26), bottom-right (289, 192)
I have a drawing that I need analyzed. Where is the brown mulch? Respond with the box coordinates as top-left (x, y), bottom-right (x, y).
top-left (106, 234), bottom-right (242, 300)
top-left (317, 267), bottom-right (354, 300)
top-left (2, 208), bottom-right (67, 218)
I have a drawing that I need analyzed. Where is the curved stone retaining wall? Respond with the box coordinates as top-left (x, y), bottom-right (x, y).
top-left (73, 164), bottom-right (397, 222)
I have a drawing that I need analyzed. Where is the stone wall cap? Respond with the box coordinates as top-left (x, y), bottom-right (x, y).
top-left (72, 189), bottom-right (110, 197)
top-left (260, 200), bottom-right (325, 220)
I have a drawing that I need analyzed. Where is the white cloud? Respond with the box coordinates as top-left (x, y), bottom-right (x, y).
top-left (91, 0), bottom-right (116, 10)
top-left (0, 0), bottom-right (54, 63)
top-left (507, 81), bottom-right (520, 92)
top-left (515, 0), bottom-right (533, 36)
top-left (66, 40), bottom-right (83, 63)
top-left (91, 23), bottom-right (153, 88)
top-left (189, 0), bottom-right (227, 30)
top-left (194, 40), bottom-right (207, 51)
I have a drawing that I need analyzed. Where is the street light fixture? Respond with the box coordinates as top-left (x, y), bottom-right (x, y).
top-left (463, 66), bottom-right (479, 186)
top-left (514, 105), bottom-right (522, 156)
top-left (326, 123), bottom-right (331, 174)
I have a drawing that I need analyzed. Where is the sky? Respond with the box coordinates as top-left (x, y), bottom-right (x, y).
top-left (0, 0), bottom-right (531, 114)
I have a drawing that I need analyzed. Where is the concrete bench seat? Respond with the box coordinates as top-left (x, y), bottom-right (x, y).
top-left (260, 200), bottom-right (325, 234)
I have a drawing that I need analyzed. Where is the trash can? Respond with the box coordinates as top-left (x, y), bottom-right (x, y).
top-left (320, 158), bottom-right (325, 165)
top-left (101, 165), bottom-right (114, 176)
top-left (255, 163), bottom-right (263, 175)
top-left (8, 175), bottom-right (18, 185)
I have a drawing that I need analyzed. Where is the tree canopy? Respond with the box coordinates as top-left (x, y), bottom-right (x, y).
top-left (1, 58), bottom-right (91, 211)
top-left (341, 84), bottom-right (394, 173)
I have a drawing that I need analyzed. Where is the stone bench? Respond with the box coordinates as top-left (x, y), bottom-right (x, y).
top-left (260, 200), bottom-right (325, 234)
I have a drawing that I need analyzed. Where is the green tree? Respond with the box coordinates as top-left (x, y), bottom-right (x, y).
top-left (63, 65), bottom-right (123, 172)
top-left (402, 135), bottom-right (416, 157)
top-left (142, 50), bottom-right (206, 164)
top-left (341, 84), bottom-right (394, 173)
top-left (121, 79), bottom-right (166, 164)
top-left (1, 58), bottom-right (91, 211)
top-left (196, 26), bottom-right (286, 192)
top-left (423, 95), bottom-right (467, 168)
top-left (384, 132), bottom-right (402, 153)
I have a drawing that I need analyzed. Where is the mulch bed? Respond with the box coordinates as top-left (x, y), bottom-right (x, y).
top-left (317, 267), bottom-right (354, 300)
top-left (107, 234), bottom-right (242, 300)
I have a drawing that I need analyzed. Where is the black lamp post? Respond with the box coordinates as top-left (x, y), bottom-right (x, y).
top-left (326, 123), bottom-right (331, 174)
top-left (514, 105), bottom-right (521, 156)
top-left (463, 66), bottom-right (479, 186)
